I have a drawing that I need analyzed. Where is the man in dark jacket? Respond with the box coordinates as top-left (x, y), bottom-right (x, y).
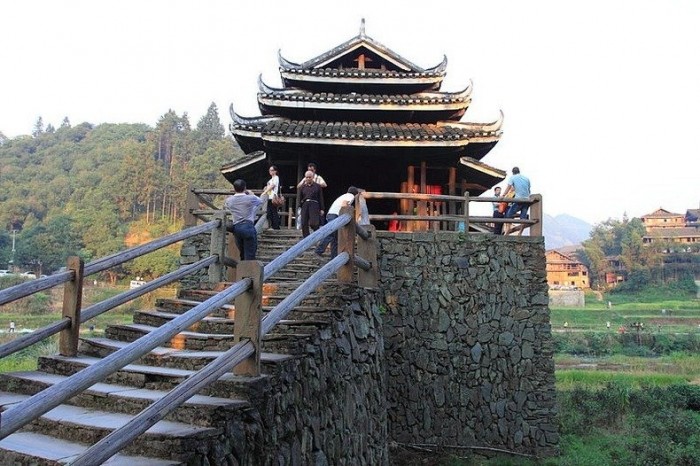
top-left (298, 170), bottom-right (325, 237)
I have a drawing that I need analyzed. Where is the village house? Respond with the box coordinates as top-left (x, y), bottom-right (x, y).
top-left (545, 250), bottom-right (589, 289)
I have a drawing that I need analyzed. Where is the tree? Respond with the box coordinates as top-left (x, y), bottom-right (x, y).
top-left (193, 102), bottom-right (225, 152)
top-left (32, 117), bottom-right (44, 138)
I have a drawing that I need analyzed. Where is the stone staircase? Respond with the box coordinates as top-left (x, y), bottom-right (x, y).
top-left (0, 228), bottom-right (338, 465)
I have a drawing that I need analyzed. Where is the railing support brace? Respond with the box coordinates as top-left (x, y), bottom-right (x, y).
top-left (209, 212), bottom-right (227, 284)
top-left (59, 256), bottom-right (84, 357)
top-left (338, 206), bottom-right (356, 283)
top-left (233, 261), bottom-right (263, 376)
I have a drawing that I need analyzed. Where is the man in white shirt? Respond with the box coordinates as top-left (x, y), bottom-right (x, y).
top-left (315, 186), bottom-right (359, 258)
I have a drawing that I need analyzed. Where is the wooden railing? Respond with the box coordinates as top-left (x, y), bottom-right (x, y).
top-left (0, 202), bottom-right (377, 464)
top-left (362, 191), bottom-right (543, 236)
top-left (0, 220), bottom-right (221, 358)
top-left (185, 187), bottom-right (543, 236)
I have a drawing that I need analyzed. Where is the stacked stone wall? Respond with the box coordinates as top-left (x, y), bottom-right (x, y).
top-left (376, 231), bottom-right (559, 457)
top-left (250, 284), bottom-right (388, 465)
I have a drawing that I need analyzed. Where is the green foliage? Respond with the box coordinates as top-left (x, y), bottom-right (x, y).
top-left (579, 215), bottom-right (695, 290)
top-left (0, 105), bottom-right (239, 278)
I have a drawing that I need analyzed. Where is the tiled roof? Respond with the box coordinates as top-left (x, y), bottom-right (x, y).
top-left (280, 67), bottom-right (445, 80)
top-left (258, 90), bottom-right (470, 107)
top-left (644, 227), bottom-right (700, 238)
top-left (642, 208), bottom-right (683, 218)
top-left (231, 117), bottom-right (501, 145)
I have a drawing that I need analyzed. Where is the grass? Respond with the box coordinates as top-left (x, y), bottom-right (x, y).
top-left (0, 284), bottom-right (177, 372)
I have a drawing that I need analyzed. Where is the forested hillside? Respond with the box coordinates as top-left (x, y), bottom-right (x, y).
top-left (0, 103), bottom-right (244, 280)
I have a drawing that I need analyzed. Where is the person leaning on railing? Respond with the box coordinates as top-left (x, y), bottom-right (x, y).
top-left (502, 166), bottom-right (531, 220)
top-left (315, 186), bottom-right (360, 259)
top-left (224, 179), bottom-right (265, 260)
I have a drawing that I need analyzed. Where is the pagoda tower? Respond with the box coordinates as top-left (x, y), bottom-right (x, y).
top-left (223, 20), bottom-right (505, 218)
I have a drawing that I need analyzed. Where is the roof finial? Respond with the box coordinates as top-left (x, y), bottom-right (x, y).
top-left (359, 18), bottom-right (366, 37)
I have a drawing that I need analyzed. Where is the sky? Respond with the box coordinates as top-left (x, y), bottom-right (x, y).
top-left (2, 0), bottom-right (699, 224)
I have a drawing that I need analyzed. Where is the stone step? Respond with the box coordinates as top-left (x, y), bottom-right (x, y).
top-left (0, 371), bottom-right (248, 428)
top-left (0, 392), bottom-right (220, 462)
top-left (140, 308), bottom-right (330, 336)
top-left (154, 299), bottom-right (338, 328)
top-left (103, 320), bottom-right (324, 352)
top-left (105, 324), bottom-right (237, 351)
top-left (133, 310), bottom-right (236, 334)
top-left (37, 353), bottom-right (282, 399)
top-left (0, 431), bottom-right (181, 465)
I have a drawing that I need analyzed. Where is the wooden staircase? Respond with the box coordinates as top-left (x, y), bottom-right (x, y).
top-left (0, 228), bottom-right (335, 465)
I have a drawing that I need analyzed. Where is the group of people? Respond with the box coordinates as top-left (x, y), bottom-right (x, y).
top-left (492, 166), bottom-right (531, 235)
top-left (225, 162), bottom-right (362, 262)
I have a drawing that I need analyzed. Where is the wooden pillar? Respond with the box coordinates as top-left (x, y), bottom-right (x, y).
top-left (59, 256), bottom-right (84, 357)
top-left (406, 166), bottom-right (415, 232)
top-left (337, 206), bottom-right (355, 283)
top-left (418, 161), bottom-right (428, 231)
top-left (448, 167), bottom-right (457, 230)
top-left (233, 261), bottom-right (263, 376)
top-left (463, 191), bottom-right (470, 233)
top-left (530, 194), bottom-right (543, 236)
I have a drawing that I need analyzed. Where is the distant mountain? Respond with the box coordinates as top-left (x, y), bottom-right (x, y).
top-left (542, 214), bottom-right (593, 250)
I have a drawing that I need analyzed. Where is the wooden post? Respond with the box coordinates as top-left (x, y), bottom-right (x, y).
top-left (407, 165), bottom-right (415, 232)
top-left (448, 167), bottom-right (457, 231)
top-left (463, 191), bottom-right (470, 233)
top-left (59, 256), bottom-right (84, 357)
top-left (418, 162), bottom-right (428, 231)
top-left (530, 194), bottom-right (543, 236)
top-left (184, 187), bottom-right (199, 227)
top-left (338, 206), bottom-right (355, 283)
top-left (233, 261), bottom-right (263, 376)
top-left (357, 225), bottom-right (378, 288)
top-left (209, 212), bottom-right (227, 284)
top-left (226, 230), bottom-right (238, 282)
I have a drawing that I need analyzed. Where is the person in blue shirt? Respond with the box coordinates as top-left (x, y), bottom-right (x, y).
top-left (503, 166), bottom-right (531, 220)
top-left (224, 179), bottom-right (265, 260)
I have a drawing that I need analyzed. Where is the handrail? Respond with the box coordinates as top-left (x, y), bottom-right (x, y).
top-left (0, 256), bottom-right (217, 359)
top-left (0, 203), bottom-right (375, 464)
top-left (361, 190), bottom-right (542, 235)
top-left (0, 278), bottom-right (252, 439)
top-left (0, 220), bottom-right (220, 307)
top-left (70, 254), bottom-right (349, 465)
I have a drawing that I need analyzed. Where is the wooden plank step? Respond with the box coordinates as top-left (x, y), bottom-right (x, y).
top-left (0, 371), bottom-right (248, 427)
top-left (0, 431), bottom-right (181, 465)
top-left (0, 392), bottom-right (220, 460)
